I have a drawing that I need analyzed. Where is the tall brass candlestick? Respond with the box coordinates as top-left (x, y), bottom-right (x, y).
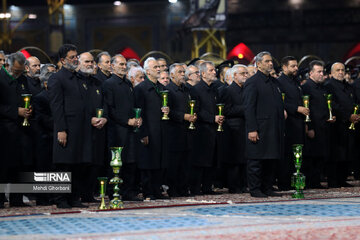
top-left (97, 177), bottom-right (108, 210)
top-left (188, 100), bottom-right (196, 130)
top-left (302, 95), bottom-right (311, 122)
top-left (134, 108), bottom-right (141, 132)
top-left (96, 108), bottom-right (103, 118)
top-left (325, 94), bottom-right (334, 121)
top-left (216, 103), bottom-right (225, 132)
top-left (21, 94), bottom-right (32, 127)
top-left (109, 147), bottom-right (124, 209)
top-left (291, 144), bottom-right (305, 199)
top-left (160, 90), bottom-right (169, 120)
top-left (349, 105), bottom-right (359, 130)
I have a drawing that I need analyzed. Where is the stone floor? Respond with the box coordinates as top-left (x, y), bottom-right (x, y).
top-left (1, 181), bottom-right (360, 239)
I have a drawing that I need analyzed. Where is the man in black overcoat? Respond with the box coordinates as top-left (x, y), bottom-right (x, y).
top-left (223, 64), bottom-right (249, 193)
top-left (48, 44), bottom-right (93, 208)
top-left (95, 51), bottom-right (112, 83)
top-left (324, 62), bottom-right (359, 187)
top-left (0, 52), bottom-right (32, 208)
top-left (302, 60), bottom-right (336, 188)
top-left (134, 57), bottom-right (170, 200)
top-left (103, 54), bottom-right (142, 201)
top-left (277, 56), bottom-right (308, 191)
top-left (244, 51), bottom-right (285, 198)
top-left (165, 63), bottom-right (197, 197)
top-left (189, 61), bottom-right (224, 195)
top-left (77, 52), bottom-right (108, 202)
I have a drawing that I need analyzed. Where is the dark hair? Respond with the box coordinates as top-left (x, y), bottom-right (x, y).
top-left (309, 60), bottom-right (324, 72)
top-left (58, 44), bottom-right (77, 59)
top-left (281, 56), bottom-right (297, 67)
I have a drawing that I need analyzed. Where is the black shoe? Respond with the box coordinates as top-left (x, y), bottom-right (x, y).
top-left (264, 191), bottom-right (282, 197)
top-left (82, 197), bottom-right (101, 203)
top-left (122, 195), bottom-right (143, 201)
top-left (56, 201), bottom-right (72, 209)
top-left (155, 194), bottom-right (170, 200)
top-left (9, 202), bottom-right (31, 207)
top-left (70, 200), bottom-right (88, 208)
top-left (250, 190), bottom-right (268, 198)
top-left (340, 182), bottom-right (354, 188)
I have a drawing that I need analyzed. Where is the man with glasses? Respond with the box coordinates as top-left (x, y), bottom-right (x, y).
top-left (48, 44), bottom-right (90, 208)
top-left (0, 52), bottom-right (31, 208)
top-left (185, 65), bottom-right (200, 87)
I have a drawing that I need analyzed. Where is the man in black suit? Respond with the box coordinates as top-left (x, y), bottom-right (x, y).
top-left (103, 54), bottom-right (142, 201)
top-left (302, 60), bottom-right (336, 188)
top-left (190, 61), bottom-right (224, 195)
top-left (0, 52), bottom-right (31, 208)
top-left (48, 44), bottom-right (94, 208)
top-left (165, 63), bottom-right (196, 197)
top-left (95, 51), bottom-right (112, 82)
top-left (76, 52), bottom-right (108, 202)
top-left (324, 62), bottom-right (359, 187)
top-left (244, 51), bottom-right (285, 198)
top-left (134, 57), bottom-right (170, 200)
top-left (223, 64), bottom-right (249, 193)
top-left (277, 56), bottom-right (309, 191)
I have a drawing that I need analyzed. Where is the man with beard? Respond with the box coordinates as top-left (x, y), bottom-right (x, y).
top-left (302, 60), bottom-right (336, 188)
top-left (48, 44), bottom-right (92, 208)
top-left (185, 65), bottom-right (200, 87)
top-left (134, 57), bottom-right (170, 200)
top-left (223, 64), bottom-right (249, 193)
top-left (190, 61), bottom-right (224, 195)
top-left (324, 62), bottom-right (359, 187)
top-left (103, 54), bottom-right (143, 201)
top-left (77, 52), bottom-right (107, 202)
top-left (165, 63), bottom-right (196, 197)
top-left (25, 56), bottom-right (42, 96)
top-left (127, 66), bottom-right (145, 87)
top-left (244, 51), bottom-right (285, 198)
top-left (0, 52), bottom-right (31, 208)
top-left (95, 51), bottom-right (112, 82)
top-left (277, 56), bottom-right (309, 191)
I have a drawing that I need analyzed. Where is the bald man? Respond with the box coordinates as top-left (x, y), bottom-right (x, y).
top-left (324, 62), bottom-right (359, 188)
top-left (25, 56), bottom-right (42, 96)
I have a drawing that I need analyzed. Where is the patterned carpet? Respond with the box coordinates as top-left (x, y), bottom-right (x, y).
top-left (1, 183), bottom-right (360, 239)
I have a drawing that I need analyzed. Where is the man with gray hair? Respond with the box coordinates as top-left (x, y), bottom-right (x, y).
top-left (0, 52), bottom-right (32, 208)
top-left (190, 61), bottom-right (224, 195)
top-left (127, 66), bottom-right (145, 87)
top-left (134, 57), bottom-right (170, 200)
top-left (165, 63), bottom-right (196, 197)
top-left (25, 56), bottom-right (42, 96)
top-left (244, 51), bottom-right (285, 198)
top-left (185, 65), bottom-right (200, 87)
top-left (95, 51), bottom-right (112, 82)
top-left (223, 64), bottom-right (249, 193)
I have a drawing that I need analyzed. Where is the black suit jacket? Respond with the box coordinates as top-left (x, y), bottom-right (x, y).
top-left (244, 71), bottom-right (285, 160)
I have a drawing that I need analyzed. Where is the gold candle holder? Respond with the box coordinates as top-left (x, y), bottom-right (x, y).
top-left (97, 177), bottom-right (108, 210)
top-left (21, 94), bottom-right (32, 127)
top-left (160, 90), bottom-right (169, 120)
top-left (325, 94), bottom-right (334, 121)
top-left (216, 103), bottom-right (224, 132)
top-left (188, 100), bottom-right (196, 130)
top-left (349, 104), bottom-right (359, 130)
top-left (282, 93), bottom-right (285, 103)
top-left (302, 95), bottom-right (311, 122)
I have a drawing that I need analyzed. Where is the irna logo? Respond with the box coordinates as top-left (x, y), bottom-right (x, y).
top-left (34, 172), bottom-right (71, 182)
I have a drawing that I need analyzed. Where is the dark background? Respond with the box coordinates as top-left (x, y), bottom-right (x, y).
top-left (3, 0), bottom-right (360, 65)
